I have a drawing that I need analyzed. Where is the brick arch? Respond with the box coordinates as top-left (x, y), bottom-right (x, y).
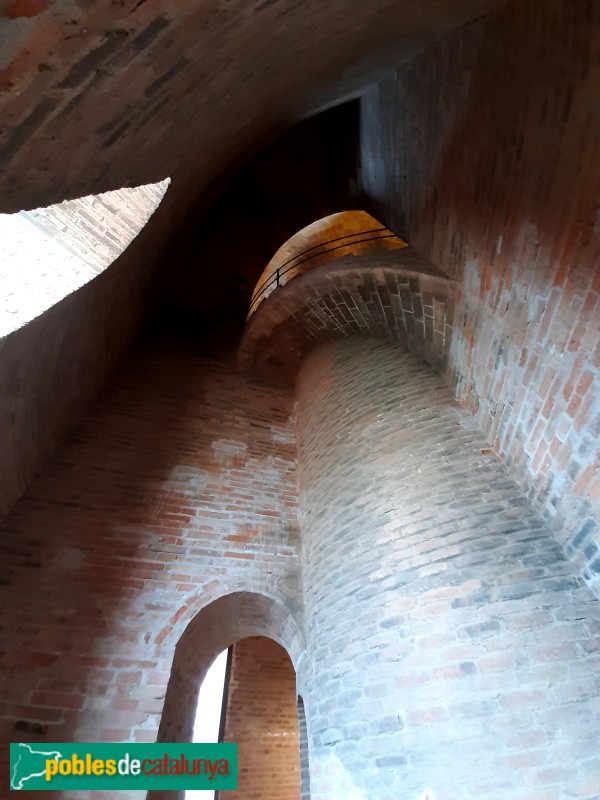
top-left (156, 591), bottom-right (303, 749)
top-left (248, 210), bottom-right (406, 317)
top-left (239, 245), bottom-right (457, 384)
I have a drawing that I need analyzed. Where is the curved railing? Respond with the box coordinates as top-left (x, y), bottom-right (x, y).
top-left (248, 224), bottom-right (404, 317)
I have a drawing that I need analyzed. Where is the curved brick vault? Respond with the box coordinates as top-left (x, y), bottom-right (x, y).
top-left (240, 243), bottom-right (457, 383)
top-left (0, 0), bottom-right (501, 213)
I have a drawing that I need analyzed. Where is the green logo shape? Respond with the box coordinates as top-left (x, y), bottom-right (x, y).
top-left (10, 742), bottom-right (237, 791)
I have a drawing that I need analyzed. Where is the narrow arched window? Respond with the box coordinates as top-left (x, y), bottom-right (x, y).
top-left (187, 648), bottom-right (230, 800)
top-left (297, 696), bottom-right (311, 800)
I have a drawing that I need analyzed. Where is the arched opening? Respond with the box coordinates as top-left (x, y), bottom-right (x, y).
top-left (218, 636), bottom-right (302, 799)
top-left (184, 636), bottom-right (304, 799)
top-left (152, 591), bottom-right (304, 800)
top-left (186, 648), bottom-right (230, 800)
top-left (247, 210), bottom-right (406, 318)
top-left (0, 179), bottom-right (169, 337)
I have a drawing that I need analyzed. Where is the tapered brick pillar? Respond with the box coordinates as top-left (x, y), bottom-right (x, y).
top-left (295, 338), bottom-right (598, 800)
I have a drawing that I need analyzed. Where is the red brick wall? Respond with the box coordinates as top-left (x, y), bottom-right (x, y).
top-left (221, 637), bottom-right (300, 800)
top-left (360, 0), bottom-right (600, 594)
top-left (0, 342), bottom-right (300, 785)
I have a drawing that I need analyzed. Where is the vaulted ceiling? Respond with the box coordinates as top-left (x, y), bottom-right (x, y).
top-left (0, 0), bottom-right (508, 518)
top-left (1, 0), bottom-right (502, 214)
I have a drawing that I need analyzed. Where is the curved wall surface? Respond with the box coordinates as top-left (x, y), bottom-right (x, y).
top-left (360, 0), bottom-right (600, 594)
top-left (296, 338), bottom-right (598, 800)
top-left (240, 247), bottom-right (455, 384)
top-left (0, 0), bottom-right (500, 212)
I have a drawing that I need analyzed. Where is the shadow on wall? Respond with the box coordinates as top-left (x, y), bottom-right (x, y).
top-left (153, 102), bottom-right (360, 322)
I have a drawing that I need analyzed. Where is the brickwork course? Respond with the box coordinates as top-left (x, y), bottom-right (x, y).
top-left (0, 0), bottom-right (598, 798)
top-left (247, 210), bottom-right (406, 318)
top-left (240, 246), bottom-right (456, 383)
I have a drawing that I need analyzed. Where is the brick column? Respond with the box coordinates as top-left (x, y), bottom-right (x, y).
top-left (296, 338), bottom-right (598, 800)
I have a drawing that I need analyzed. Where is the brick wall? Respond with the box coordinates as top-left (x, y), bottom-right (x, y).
top-left (296, 338), bottom-right (599, 800)
top-left (0, 0), bottom-right (500, 532)
top-left (221, 637), bottom-right (300, 800)
top-left (0, 342), bottom-right (300, 792)
top-left (248, 210), bottom-right (405, 318)
top-left (240, 248), bottom-right (455, 383)
top-left (360, 0), bottom-right (600, 593)
top-left (0, 190), bottom-right (180, 520)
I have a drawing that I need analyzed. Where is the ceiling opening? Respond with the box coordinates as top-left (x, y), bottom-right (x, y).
top-left (0, 178), bottom-right (170, 337)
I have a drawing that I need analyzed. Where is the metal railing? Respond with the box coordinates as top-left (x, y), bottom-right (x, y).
top-left (247, 227), bottom-right (399, 314)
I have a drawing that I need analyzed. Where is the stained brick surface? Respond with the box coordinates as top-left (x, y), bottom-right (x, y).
top-left (296, 338), bottom-right (599, 800)
top-left (221, 637), bottom-right (300, 800)
top-left (360, 0), bottom-right (600, 593)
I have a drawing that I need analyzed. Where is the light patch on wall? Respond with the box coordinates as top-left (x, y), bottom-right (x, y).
top-left (0, 179), bottom-right (170, 338)
top-left (315, 753), bottom-right (369, 799)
